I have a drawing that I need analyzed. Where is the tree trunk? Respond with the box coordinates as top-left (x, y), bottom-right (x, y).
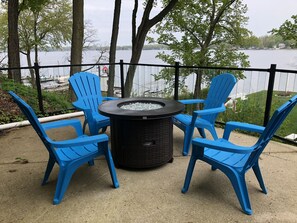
top-left (194, 49), bottom-right (208, 108)
top-left (70, 0), bottom-right (84, 75)
top-left (124, 0), bottom-right (178, 97)
top-left (124, 34), bottom-right (146, 97)
top-left (34, 12), bottom-right (39, 64)
top-left (8, 0), bottom-right (21, 83)
top-left (70, 0), bottom-right (84, 100)
top-left (108, 0), bottom-right (121, 97)
top-left (194, 71), bottom-right (202, 110)
top-left (25, 50), bottom-right (35, 87)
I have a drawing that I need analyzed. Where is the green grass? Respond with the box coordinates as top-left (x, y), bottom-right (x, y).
top-left (219, 90), bottom-right (297, 138)
top-left (180, 89), bottom-right (297, 138)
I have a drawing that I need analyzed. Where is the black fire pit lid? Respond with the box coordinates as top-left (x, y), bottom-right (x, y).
top-left (98, 97), bottom-right (184, 120)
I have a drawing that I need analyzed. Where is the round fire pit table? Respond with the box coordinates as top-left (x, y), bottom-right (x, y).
top-left (99, 98), bottom-right (184, 169)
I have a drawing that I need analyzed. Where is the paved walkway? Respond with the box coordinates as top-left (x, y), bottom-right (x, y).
top-left (0, 119), bottom-right (297, 222)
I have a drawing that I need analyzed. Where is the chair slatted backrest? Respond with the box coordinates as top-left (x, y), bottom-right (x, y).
top-left (8, 91), bottom-right (51, 151)
top-left (69, 72), bottom-right (103, 112)
top-left (245, 95), bottom-right (297, 170)
top-left (202, 73), bottom-right (237, 123)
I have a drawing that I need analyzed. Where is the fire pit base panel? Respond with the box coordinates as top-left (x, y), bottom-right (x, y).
top-left (110, 117), bottom-right (173, 169)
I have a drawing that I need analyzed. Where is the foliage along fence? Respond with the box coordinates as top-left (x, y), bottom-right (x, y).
top-left (1, 61), bottom-right (297, 143)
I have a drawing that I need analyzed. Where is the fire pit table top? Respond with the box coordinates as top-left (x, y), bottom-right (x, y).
top-left (99, 97), bottom-right (184, 120)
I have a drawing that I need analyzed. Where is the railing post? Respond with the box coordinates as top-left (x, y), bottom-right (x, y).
top-left (34, 62), bottom-right (44, 114)
top-left (98, 65), bottom-right (101, 77)
top-left (174, 61), bottom-right (180, 100)
top-left (264, 64), bottom-right (277, 126)
top-left (120, 60), bottom-right (125, 98)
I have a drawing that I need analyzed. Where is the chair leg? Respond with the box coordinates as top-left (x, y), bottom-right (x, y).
top-left (197, 128), bottom-right (206, 138)
top-left (88, 159), bottom-right (95, 166)
top-left (42, 156), bottom-right (56, 185)
top-left (252, 161), bottom-right (267, 194)
top-left (89, 124), bottom-right (99, 136)
top-left (207, 126), bottom-right (218, 140)
top-left (183, 125), bottom-right (196, 156)
top-left (83, 120), bottom-right (87, 134)
top-left (103, 146), bottom-right (119, 188)
top-left (183, 130), bottom-right (192, 156)
top-left (181, 154), bottom-right (197, 193)
top-left (100, 127), bottom-right (107, 133)
top-left (226, 170), bottom-right (252, 215)
top-left (197, 126), bottom-right (219, 140)
top-left (53, 166), bottom-right (76, 205)
top-left (211, 166), bottom-right (217, 171)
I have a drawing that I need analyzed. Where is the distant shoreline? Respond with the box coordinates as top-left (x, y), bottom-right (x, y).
top-left (44, 45), bottom-right (296, 52)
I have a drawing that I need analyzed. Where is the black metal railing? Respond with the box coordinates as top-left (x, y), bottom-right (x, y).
top-left (1, 60), bottom-right (297, 144)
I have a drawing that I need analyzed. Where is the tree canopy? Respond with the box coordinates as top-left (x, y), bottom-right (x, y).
top-left (0, 0), bottom-right (72, 86)
top-left (0, 0), bottom-right (72, 64)
top-left (18, 0), bottom-right (72, 59)
top-left (149, 0), bottom-right (250, 98)
top-left (271, 15), bottom-right (297, 48)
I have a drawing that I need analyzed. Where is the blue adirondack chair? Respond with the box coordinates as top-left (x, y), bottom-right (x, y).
top-left (173, 73), bottom-right (236, 156)
top-left (69, 72), bottom-right (117, 135)
top-left (181, 94), bottom-right (297, 215)
top-left (9, 91), bottom-right (119, 205)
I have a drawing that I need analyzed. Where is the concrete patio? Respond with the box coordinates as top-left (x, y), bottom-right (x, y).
top-left (0, 117), bottom-right (297, 222)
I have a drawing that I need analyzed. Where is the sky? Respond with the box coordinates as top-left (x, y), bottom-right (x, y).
top-left (84, 0), bottom-right (297, 46)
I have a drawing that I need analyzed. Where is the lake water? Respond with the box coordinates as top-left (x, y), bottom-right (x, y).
top-left (242, 49), bottom-right (297, 70)
top-left (2, 49), bottom-right (297, 97)
top-left (16, 49), bottom-right (297, 70)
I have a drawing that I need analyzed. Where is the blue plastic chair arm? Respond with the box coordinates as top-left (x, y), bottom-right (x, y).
top-left (223, 121), bottom-right (265, 140)
top-left (72, 101), bottom-right (93, 122)
top-left (103, 96), bottom-right (119, 101)
top-left (48, 134), bottom-right (109, 148)
top-left (72, 100), bottom-right (90, 110)
top-left (192, 138), bottom-right (255, 154)
top-left (42, 119), bottom-right (83, 136)
top-left (193, 104), bottom-right (226, 116)
top-left (178, 99), bottom-right (205, 105)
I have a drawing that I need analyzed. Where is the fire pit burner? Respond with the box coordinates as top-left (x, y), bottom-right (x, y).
top-left (99, 97), bottom-right (184, 169)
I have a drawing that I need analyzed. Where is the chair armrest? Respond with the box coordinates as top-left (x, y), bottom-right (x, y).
top-left (223, 121), bottom-right (265, 140)
top-left (72, 100), bottom-right (89, 111)
top-left (192, 138), bottom-right (255, 154)
top-left (48, 134), bottom-right (109, 148)
top-left (42, 119), bottom-right (83, 136)
top-left (178, 99), bottom-right (205, 105)
top-left (193, 104), bottom-right (226, 116)
top-left (72, 100), bottom-right (93, 121)
top-left (103, 96), bottom-right (119, 101)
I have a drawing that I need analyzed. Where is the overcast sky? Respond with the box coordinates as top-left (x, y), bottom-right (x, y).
top-left (84, 0), bottom-right (297, 46)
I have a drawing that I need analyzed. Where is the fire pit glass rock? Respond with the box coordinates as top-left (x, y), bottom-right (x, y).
top-left (120, 102), bottom-right (163, 111)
